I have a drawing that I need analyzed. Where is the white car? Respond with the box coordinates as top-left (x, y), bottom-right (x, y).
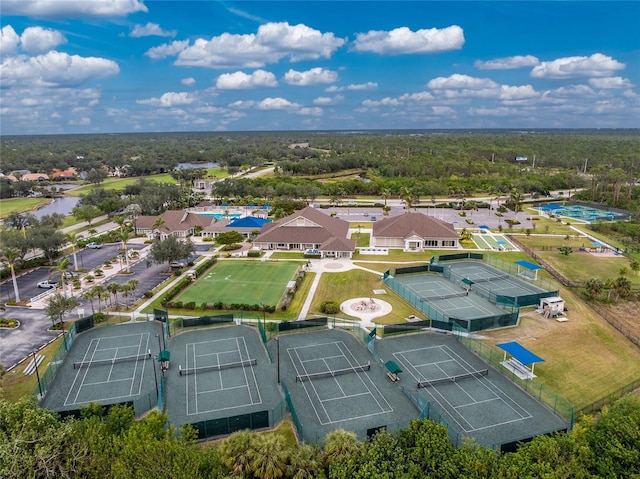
top-left (37, 280), bottom-right (58, 289)
top-left (169, 261), bottom-right (186, 269)
top-left (86, 242), bottom-right (102, 249)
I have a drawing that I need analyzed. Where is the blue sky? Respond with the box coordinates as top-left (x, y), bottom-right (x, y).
top-left (1, 1), bottom-right (638, 135)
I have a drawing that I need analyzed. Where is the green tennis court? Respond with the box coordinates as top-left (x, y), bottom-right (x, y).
top-left (175, 260), bottom-right (300, 306)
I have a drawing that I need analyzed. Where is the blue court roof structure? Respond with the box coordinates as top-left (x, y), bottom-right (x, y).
top-left (496, 342), bottom-right (545, 366)
top-left (227, 216), bottom-right (271, 228)
top-left (514, 260), bottom-right (542, 271)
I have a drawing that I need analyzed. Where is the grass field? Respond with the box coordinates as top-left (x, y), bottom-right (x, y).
top-left (66, 174), bottom-right (179, 196)
top-left (517, 236), bottom-right (639, 286)
top-left (175, 260), bottom-right (300, 307)
top-left (484, 286), bottom-right (640, 410)
top-left (0, 197), bottom-right (50, 218)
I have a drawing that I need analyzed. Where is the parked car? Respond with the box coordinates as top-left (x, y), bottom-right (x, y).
top-left (37, 280), bottom-right (58, 289)
top-left (169, 261), bottom-right (186, 269)
top-left (62, 271), bottom-right (79, 279)
top-left (86, 242), bottom-right (102, 249)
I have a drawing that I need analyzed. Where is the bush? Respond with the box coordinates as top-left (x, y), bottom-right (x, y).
top-left (0, 318), bottom-right (19, 328)
top-left (320, 300), bottom-right (340, 314)
top-left (174, 270), bottom-right (182, 276)
top-left (247, 250), bottom-right (261, 258)
top-left (94, 312), bottom-right (106, 323)
top-left (221, 243), bottom-right (242, 251)
top-left (202, 237), bottom-right (214, 242)
top-left (185, 302), bottom-right (196, 310)
top-left (143, 291), bottom-right (153, 298)
top-left (200, 302), bottom-right (208, 310)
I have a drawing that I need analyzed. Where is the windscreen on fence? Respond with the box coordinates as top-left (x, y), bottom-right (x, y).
top-left (182, 314), bottom-right (234, 327)
top-left (279, 317), bottom-right (327, 331)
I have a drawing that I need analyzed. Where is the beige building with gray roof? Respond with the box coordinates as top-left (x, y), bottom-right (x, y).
top-left (253, 207), bottom-right (356, 258)
top-left (372, 212), bottom-right (459, 251)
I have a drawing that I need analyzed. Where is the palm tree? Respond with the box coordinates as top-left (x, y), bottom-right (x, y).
top-left (287, 443), bottom-right (323, 479)
top-left (612, 276), bottom-right (632, 300)
top-left (323, 429), bottom-right (360, 466)
top-left (82, 289), bottom-right (96, 315)
top-left (509, 188), bottom-right (522, 220)
top-left (219, 429), bottom-right (257, 478)
top-left (585, 278), bottom-right (603, 299)
top-left (251, 435), bottom-right (288, 479)
top-left (381, 188), bottom-right (391, 208)
top-left (126, 279), bottom-right (140, 306)
top-left (54, 258), bottom-right (71, 297)
top-left (92, 284), bottom-right (108, 312)
top-left (1, 247), bottom-right (22, 302)
top-left (66, 232), bottom-right (81, 271)
top-left (107, 282), bottom-right (122, 310)
top-left (120, 282), bottom-right (133, 309)
top-left (152, 217), bottom-right (165, 239)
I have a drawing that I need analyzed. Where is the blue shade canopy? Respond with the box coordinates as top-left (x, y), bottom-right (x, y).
top-left (514, 260), bottom-right (543, 270)
top-left (385, 361), bottom-right (402, 374)
top-left (226, 216), bottom-right (271, 228)
top-left (496, 342), bottom-right (545, 365)
top-left (479, 225), bottom-right (490, 229)
top-left (592, 241), bottom-right (604, 247)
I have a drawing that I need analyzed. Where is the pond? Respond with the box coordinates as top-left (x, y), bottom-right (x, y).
top-left (32, 196), bottom-right (80, 219)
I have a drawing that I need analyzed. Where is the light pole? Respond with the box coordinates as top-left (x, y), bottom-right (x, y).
top-left (151, 351), bottom-right (159, 400)
top-left (32, 351), bottom-right (43, 399)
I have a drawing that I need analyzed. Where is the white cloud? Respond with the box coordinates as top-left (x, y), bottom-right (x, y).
top-left (130, 23), bottom-right (177, 38)
top-left (313, 95), bottom-right (343, 105)
top-left (0, 51), bottom-right (119, 88)
top-left (347, 82), bottom-right (378, 91)
top-left (168, 22), bottom-right (345, 69)
top-left (474, 55), bottom-right (539, 70)
top-left (0, 25), bottom-right (19, 57)
top-left (137, 92), bottom-right (196, 107)
top-left (531, 53), bottom-right (625, 79)
top-left (589, 77), bottom-right (634, 89)
top-left (1, 0), bottom-right (147, 18)
top-left (398, 91), bottom-right (435, 103)
top-left (68, 117), bottom-right (91, 126)
top-left (428, 74), bottom-right (498, 90)
top-left (295, 107), bottom-right (323, 116)
top-left (106, 107), bottom-right (128, 116)
top-left (181, 77), bottom-right (196, 86)
top-left (216, 70), bottom-right (277, 89)
top-left (284, 67), bottom-right (338, 86)
top-left (546, 85), bottom-right (597, 98)
top-left (499, 85), bottom-right (538, 100)
top-left (145, 40), bottom-right (189, 60)
top-left (353, 25), bottom-right (464, 54)
top-left (257, 97), bottom-right (299, 110)
top-left (467, 107), bottom-right (522, 117)
top-left (19, 26), bottom-right (66, 54)
top-left (431, 106), bottom-right (456, 115)
top-left (362, 97), bottom-right (402, 108)
top-left (228, 100), bottom-right (256, 109)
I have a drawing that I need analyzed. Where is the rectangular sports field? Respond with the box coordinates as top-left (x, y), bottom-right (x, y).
top-left (175, 260), bottom-right (300, 305)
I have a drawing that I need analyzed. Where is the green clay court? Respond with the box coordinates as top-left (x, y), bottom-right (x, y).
top-left (175, 260), bottom-right (300, 306)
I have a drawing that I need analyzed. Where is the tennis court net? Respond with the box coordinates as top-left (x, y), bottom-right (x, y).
top-left (296, 361), bottom-right (370, 382)
top-left (473, 274), bottom-right (509, 283)
top-left (421, 291), bottom-right (468, 301)
top-left (417, 369), bottom-right (488, 388)
top-left (179, 358), bottom-right (257, 376)
top-left (73, 351), bottom-right (152, 369)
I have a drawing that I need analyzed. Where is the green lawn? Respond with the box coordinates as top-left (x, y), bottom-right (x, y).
top-left (0, 197), bottom-right (50, 218)
top-left (517, 236), bottom-right (639, 285)
top-left (66, 174), bottom-right (179, 196)
top-left (175, 260), bottom-right (300, 307)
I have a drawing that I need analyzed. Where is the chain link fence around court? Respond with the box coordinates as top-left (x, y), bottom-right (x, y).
top-left (32, 322), bottom-right (77, 400)
top-left (452, 324), bottom-right (574, 428)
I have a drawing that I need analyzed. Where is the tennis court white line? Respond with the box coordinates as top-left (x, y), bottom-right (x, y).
top-left (186, 337), bottom-right (262, 416)
top-left (197, 384), bottom-right (247, 395)
top-left (394, 345), bottom-right (532, 433)
top-left (289, 341), bottom-right (392, 426)
top-left (289, 347), bottom-right (331, 425)
top-left (335, 342), bottom-right (393, 415)
top-left (65, 333), bottom-right (150, 407)
top-left (442, 345), bottom-right (532, 420)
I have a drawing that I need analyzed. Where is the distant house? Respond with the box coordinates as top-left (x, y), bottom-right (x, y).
top-left (135, 210), bottom-right (215, 239)
top-left (203, 216), bottom-right (271, 239)
top-left (253, 206), bottom-right (356, 258)
top-left (21, 173), bottom-right (49, 182)
top-left (371, 213), bottom-right (459, 251)
top-left (51, 168), bottom-right (76, 180)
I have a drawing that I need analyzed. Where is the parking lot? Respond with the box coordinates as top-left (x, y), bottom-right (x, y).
top-left (0, 241), bottom-right (210, 370)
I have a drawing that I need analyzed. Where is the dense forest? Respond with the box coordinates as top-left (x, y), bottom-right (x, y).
top-left (2, 130), bottom-right (639, 213)
top-left (1, 395), bottom-right (638, 479)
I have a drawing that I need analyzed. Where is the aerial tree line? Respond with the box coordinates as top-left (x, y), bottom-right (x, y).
top-left (0, 395), bottom-right (638, 478)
